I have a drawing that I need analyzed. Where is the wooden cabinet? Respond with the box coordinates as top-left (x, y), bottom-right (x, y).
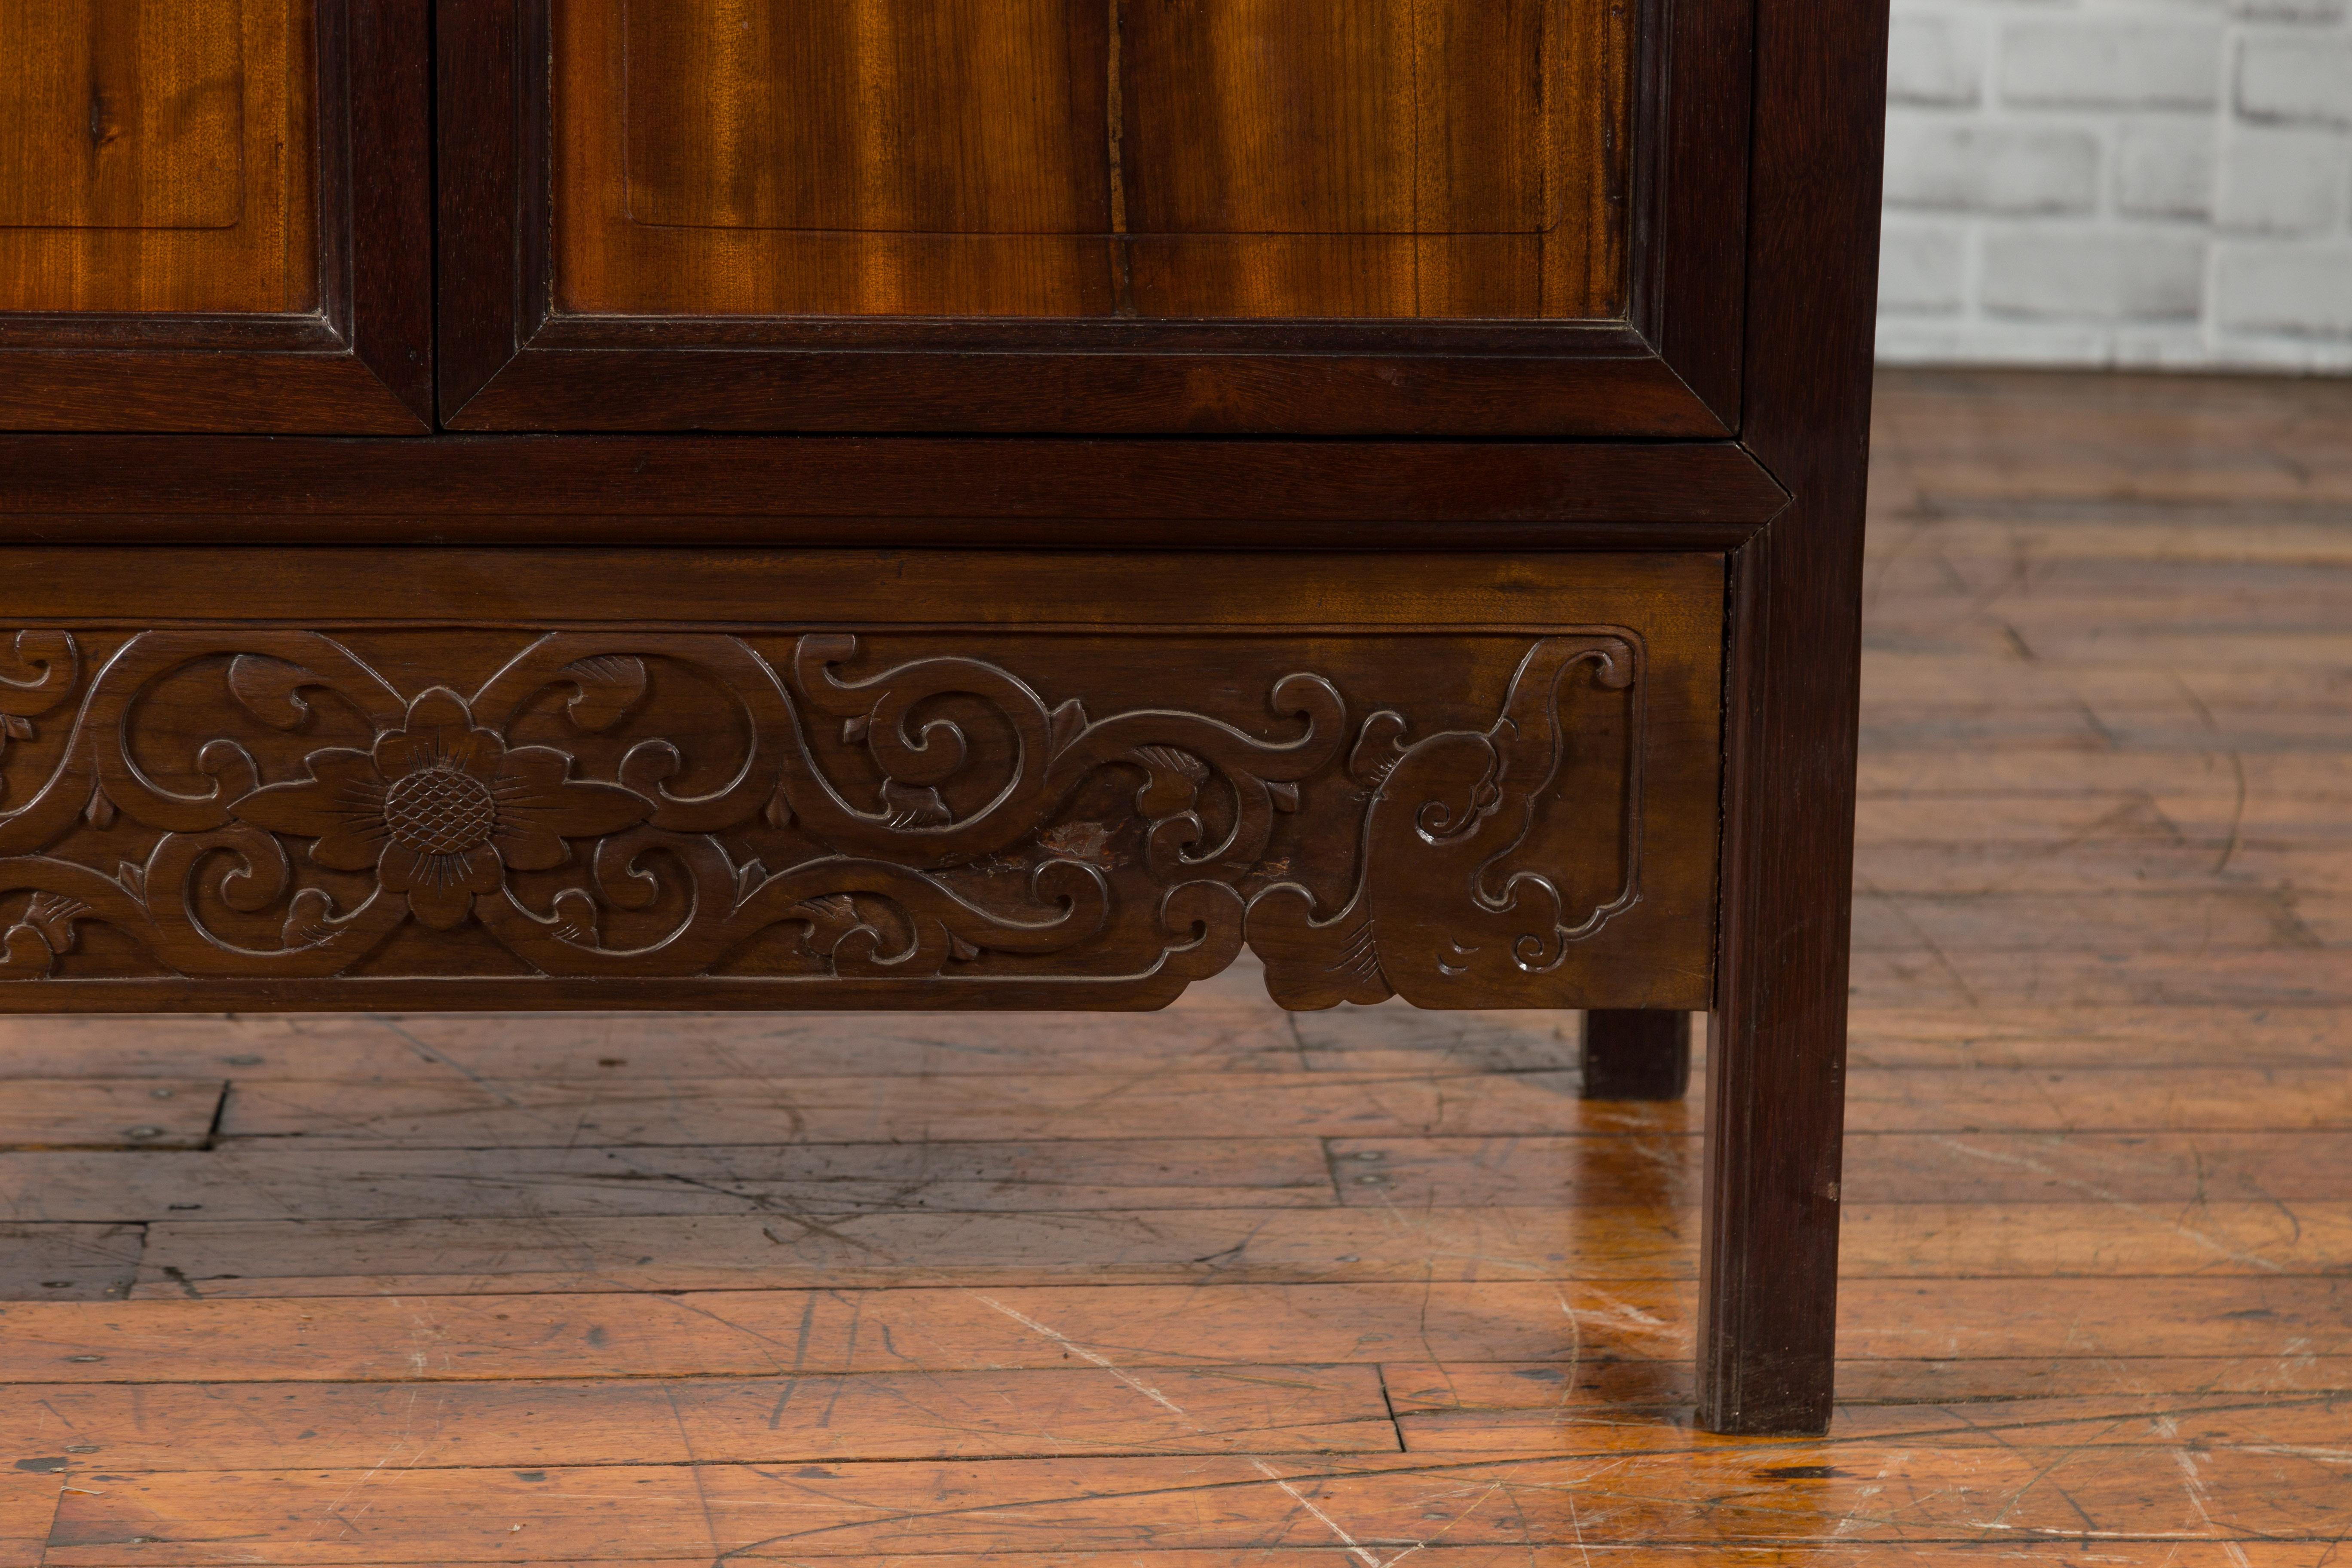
top-left (0, 0), bottom-right (1891, 1437)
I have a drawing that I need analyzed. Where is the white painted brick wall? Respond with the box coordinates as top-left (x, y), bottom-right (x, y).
top-left (1879, 0), bottom-right (2352, 369)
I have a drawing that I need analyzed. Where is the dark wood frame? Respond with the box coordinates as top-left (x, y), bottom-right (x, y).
top-left (0, 0), bottom-right (1886, 1441)
top-left (1700, 0), bottom-right (1889, 1435)
top-left (434, 0), bottom-right (1753, 435)
top-left (0, 0), bottom-right (434, 435)
top-left (0, 437), bottom-right (1786, 548)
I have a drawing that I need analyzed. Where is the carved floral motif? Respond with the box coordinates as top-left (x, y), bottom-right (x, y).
top-left (231, 687), bottom-right (651, 930)
top-left (0, 626), bottom-right (1648, 1006)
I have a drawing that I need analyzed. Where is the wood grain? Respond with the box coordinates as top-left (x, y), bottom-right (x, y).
top-left (0, 1080), bottom-right (222, 1150)
top-left (123, 1204), bottom-right (1702, 1296)
top-left (117, 1197), bottom-right (2352, 1300)
top-left (1385, 1355), bottom-right (2352, 1410)
top-left (1392, 1388), bottom-right (2352, 1451)
top-left (622, 0), bottom-right (1107, 236)
top-left (206, 1060), bottom-right (2352, 1147)
top-left (0, 1136), bottom-right (1339, 1222)
top-left (0, 545), bottom-right (1720, 627)
top-left (437, 0), bottom-right (1745, 433)
top-left (0, 1283), bottom-right (1694, 1380)
top-left (0, 1222), bottom-right (140, 1298)
top-left (1332, 1128), bottom-right (2352, 1206)
top-left (0, 1004), bottom-right (1501, 1080)
top-left (552, 0), bottom-right (1627, 320)
top-left (0, 1469), bottom-right (60, 1567)
top-left (0, 0), bottom-right (435, 433)
top-left (37, 1446), bottom-right (2352, 1562)
top-left (208, 1071), bottom-right (1605, 1145)
top-left (12, 1275), bottom-right (2352, 1383)
top-left (0, 0), bottom-right (242, 228)
top-left (1118, 0), bottom-right (1625, 318)
top-left (0, 0), bottom-right (316, 314)
top-left (1842, 1007), bottom-right (2352, 1069)
top-left (2, 1365), bottom-right (1402, 1469)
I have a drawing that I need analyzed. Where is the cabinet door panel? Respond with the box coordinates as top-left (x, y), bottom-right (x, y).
top-left (444, 0), bottom-right (1749, 434)
top-left (563, 0), bottom-right (1114, 318)
top-left (557, 0), bottom-right (1617, 323)
top-left (1124, 0), bottom-right (1550, 236)
top-left (0, 0), bottom-right (248, 230)
top-left (622, 0), bottom-right (1109, 236)
top-left (1119, 0), bottom-right (1616, 320)
top-left (0, 0), bottom-right (312, 315)
top-left (0, 0), bottom-right (430, 432)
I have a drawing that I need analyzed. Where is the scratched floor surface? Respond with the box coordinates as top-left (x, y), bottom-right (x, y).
top-left (2, 366), bottom-right (2350, 1562)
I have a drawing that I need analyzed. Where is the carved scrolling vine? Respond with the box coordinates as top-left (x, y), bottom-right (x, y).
top-left (0, 628), bottom-right (1643, 1005)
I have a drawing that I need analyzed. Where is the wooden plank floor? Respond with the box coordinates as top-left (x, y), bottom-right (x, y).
top-left (3, 365), bottom-right (2350, 1563)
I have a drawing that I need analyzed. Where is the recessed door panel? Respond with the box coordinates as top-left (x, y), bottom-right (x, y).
top-left (0, 0), bottom-right (315, 315)
top-left (555, 0), bottom-right (1628, 321)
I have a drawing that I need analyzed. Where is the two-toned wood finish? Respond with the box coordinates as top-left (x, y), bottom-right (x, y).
top-left (0, 0), bottom-right (1890, 1439)
top-left (436, 0), bottom-right (1751, 434)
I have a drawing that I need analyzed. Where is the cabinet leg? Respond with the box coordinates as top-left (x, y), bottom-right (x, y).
top-left (1690, 0), bottom-right (1880, 1439)
top-left (1696, 989), bottom-right (1847, 1435)
top-left (1579, 1010), bottom-right (1692, 1100)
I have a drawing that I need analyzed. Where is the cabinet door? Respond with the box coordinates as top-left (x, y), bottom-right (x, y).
top-left (440, 0), bottom-right (1748, 434)
top-left (0, 0), bottom-right (432, 432)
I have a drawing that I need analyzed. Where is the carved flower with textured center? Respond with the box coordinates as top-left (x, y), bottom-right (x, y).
top-left (231, 687), bottom-right (651, 930)
top-left (383, 767), bottom-right (498, 855)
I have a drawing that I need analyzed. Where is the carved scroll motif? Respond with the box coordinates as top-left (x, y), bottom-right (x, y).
top-left (1246, 636), bottom-right (1643, 1008)
top-left (0, 628), bottom-right (1649, 1007)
